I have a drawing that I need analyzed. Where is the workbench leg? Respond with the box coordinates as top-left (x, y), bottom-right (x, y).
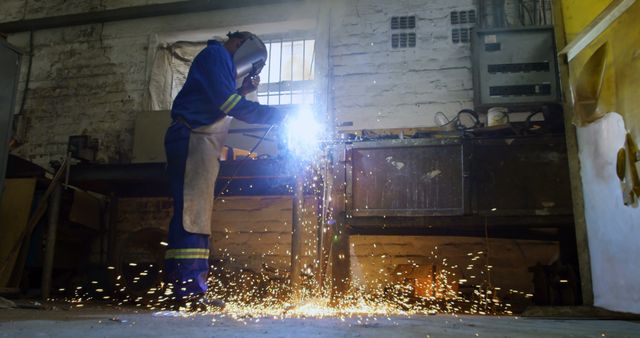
top-left (290, 175), bottom-right (305, 298)
top-left (107, 194), bottom-right (118, 268)
top-left (327, 144), bottom-right (350, 305)
top-left (330, 212), bottom-right (350, 305)
top-left (41, 183), bottom-right (62, 301)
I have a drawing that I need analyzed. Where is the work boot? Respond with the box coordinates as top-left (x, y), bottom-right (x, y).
top-left (201, 297), bottom-right (226, 310)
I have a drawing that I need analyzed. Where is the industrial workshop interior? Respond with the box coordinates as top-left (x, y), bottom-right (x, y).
top-left (1, 0), bottom-right (640, 337)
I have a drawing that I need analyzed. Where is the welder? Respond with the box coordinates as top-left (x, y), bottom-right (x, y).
top-left (163, 31), bottom-right (286, 310)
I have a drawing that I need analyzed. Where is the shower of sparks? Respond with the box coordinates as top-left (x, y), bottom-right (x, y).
top-left (57, 245), bottom-right (520, 320)
top-left (53, 139), bottom-right (532, 321)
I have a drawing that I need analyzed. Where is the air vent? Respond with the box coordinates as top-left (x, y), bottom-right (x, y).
top-left (468, 10), bottom-right (477, 24)
top-left (391, 16), bottom-right (416, 29)
top-left (489, 84), bottom-right (552, 96)
top-left (451, 12), bottom-right (459, 25)
top-left (488, 62), bottom-right (551, 74)
top-left (392, 33), bottom-right (416, 48)
top-left (452, 28), bottom-right (471, 44)
top-left (451, 9), bottom-right (475, 44)
top-left (460, 28), bottom-right (470, 43)
top-left (451, 10), bottom-right (476, 25)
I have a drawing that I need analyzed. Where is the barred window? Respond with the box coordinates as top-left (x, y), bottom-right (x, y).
top-left (257, 39), bottom-right (316, 106)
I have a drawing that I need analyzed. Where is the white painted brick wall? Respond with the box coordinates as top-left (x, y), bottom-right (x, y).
top-left (4, 0), bottom-right (476, 165)
top-left (330, 0), bottom-right (476, 130)
top-left (0, 0), bottom-right (189, 23)
top-left (351, 235), bottom-right (558, 294)
top-left (5, 2), bottom-right (316, 167)
top-left (117, 196), bottom-right (318, 273)
top-left (1, 0), bottom-right (557, 293)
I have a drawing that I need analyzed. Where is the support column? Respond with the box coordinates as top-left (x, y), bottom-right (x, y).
top-left (552, 0), bottom-right (594, 305)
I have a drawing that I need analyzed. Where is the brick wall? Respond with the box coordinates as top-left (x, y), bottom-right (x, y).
top-left (115, 195), bottom-right (557, 294)
top-left (4, 1), bottom-right (316, 167)
top-left (0, 0), bottom-right (188, 22)
top-left (2, 0), bottom-right (559, 294)
top-left (117, 196), bottom-right (318, 273)
top-left (11, 24), bottom-right (147, 165)
top-left (351, 235), bottom-right (558, 294)
top-left (330, 0), bottom-right (475, 131)
top-left (3, 0), bottom-right (478, 167)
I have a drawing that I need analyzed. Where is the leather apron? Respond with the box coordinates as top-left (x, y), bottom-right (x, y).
top-left (182, 116), bottom-right (233, 235)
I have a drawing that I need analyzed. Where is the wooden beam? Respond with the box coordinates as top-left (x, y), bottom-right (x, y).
top-left (559, 0), bottom-right (636, 61)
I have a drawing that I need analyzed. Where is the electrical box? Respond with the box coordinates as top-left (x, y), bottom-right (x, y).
top-left (472, 26), bottom-right (560, 111)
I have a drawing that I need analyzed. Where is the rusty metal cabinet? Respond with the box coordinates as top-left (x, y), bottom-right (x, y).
top-left (340, 134), bottom-right (572, 224)
top-left (470, 136), bottom-right (573, 216)
top-left (346, 138), bottom-right (470, 217)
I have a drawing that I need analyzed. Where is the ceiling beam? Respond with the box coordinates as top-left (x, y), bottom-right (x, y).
top-left (0, 0), bottom-right (303, 33)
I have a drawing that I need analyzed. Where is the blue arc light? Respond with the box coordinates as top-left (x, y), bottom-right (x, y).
top-left (283, 106), bottom-right (325, 160)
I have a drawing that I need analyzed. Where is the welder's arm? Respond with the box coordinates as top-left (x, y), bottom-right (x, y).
top-left (219, 93), bottom-right (288, 125)
top-left (206, 48), bottom-right (288, 125)
top-left (237, 75), bottom-right (259, 96)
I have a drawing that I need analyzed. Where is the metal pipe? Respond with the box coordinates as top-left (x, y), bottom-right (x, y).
top-left (41, 183), bottom-right (62, 301)
top-left (290, 173), bottom-right (305, 297)
top-left (0, 0), bottom-right (302, 33)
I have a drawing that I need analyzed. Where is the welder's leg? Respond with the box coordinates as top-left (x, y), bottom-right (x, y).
top-left (163, 123), bottom-right (210, 300)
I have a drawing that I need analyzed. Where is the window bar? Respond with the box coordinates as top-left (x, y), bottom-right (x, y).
top-left (267, 41), bottom-right (272, 105)
top-left (302, 39), bottom-right (306, 102)
top-left (291, 39), bottom-right (294, 104)
top-left (279, 38), bottom-right (283, 105)
top-left (302, 39), bottom-right (306, 81)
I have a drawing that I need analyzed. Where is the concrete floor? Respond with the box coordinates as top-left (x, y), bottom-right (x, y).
top-left (1, 306), bottom-right (639, 338)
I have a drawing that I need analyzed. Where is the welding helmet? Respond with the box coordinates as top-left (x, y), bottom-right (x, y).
top-left (231, 32), bottom-right (268, 81)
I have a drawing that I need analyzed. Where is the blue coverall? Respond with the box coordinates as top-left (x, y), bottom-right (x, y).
top-left (164, 40), bottom-right (285, 299)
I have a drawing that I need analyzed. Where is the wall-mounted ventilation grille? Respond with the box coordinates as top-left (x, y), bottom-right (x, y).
top-left (391, 16), bottom-right (416, 29)
top-left (451, 9), bottom-right (475, 44)
top-left (451, 10), bottom-right (476, 24)
top-left (392, 33), bottom-right (416, 48)
top-left (452, 28), bottom-right (471, 43)
top-left (390, 15), bottom-right (416, 49)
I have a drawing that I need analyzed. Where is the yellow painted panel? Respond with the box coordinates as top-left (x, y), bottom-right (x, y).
top-left (562, 0), bottom-right (616, 42)
top-left (568, 1), bottom-right (640, 136)
top-left (0, 178), bottom-right (36, 287)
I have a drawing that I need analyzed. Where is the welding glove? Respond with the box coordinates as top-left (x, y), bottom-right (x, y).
top-left (238, 75), bottom-right (260, 96)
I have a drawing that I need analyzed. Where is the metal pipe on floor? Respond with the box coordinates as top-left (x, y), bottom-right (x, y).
top-left (41, 182), bottom-right (62, 301)
top-left (290, 173), bottom-right (305, 296)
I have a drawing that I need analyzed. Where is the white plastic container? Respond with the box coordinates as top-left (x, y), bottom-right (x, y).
top-left (487, 107), bottom-right (509, 127)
